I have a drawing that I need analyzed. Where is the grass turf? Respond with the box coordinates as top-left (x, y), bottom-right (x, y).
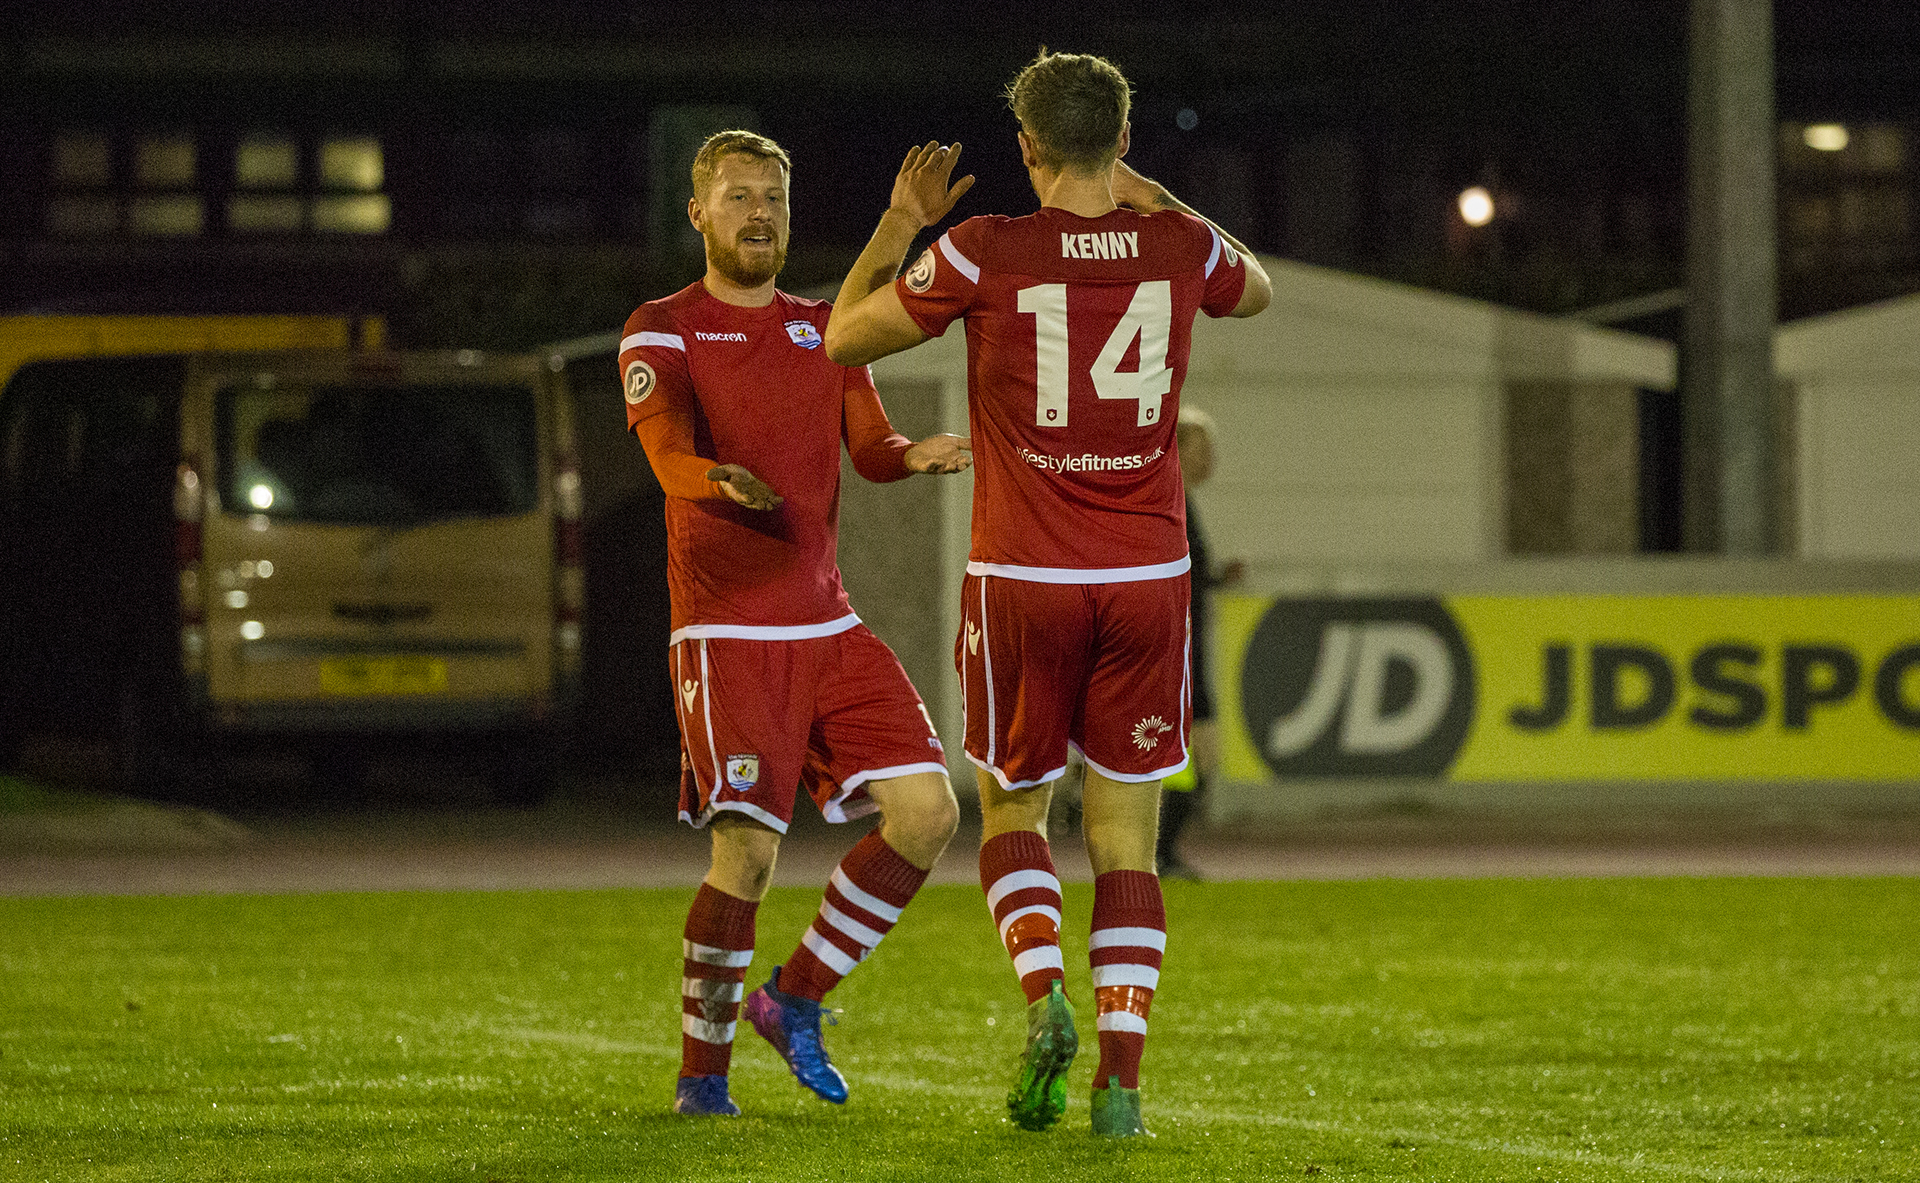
top-left (1, 877), bottom-right (1916, 1182)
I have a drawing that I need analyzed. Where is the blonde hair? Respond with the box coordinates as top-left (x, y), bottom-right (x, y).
top-left (690, 130), bottom-right (791, 201)
top-left (1005, 49), bottom-right (1132, 174)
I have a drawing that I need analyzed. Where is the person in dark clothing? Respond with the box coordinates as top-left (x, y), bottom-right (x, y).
top-left (1159, 406), bottom-right (1244, 880)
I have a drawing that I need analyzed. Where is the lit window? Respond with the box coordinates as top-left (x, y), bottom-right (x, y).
top-left (52, 132), bottom-right (111, 186)
top-left (128, 195), bottom-right (204, 236)
top-left (312, 193), bottom-right (391, 234)
top-left (1804, 123), bottom-right (1849, 152)
top-left (229, 195), bottom-right (305, 233)
top-left (320, 138), bottom-right (383, 191)
top-left (136, 136), bottom-right (196, 187)
top-left (236, 136), bottom-right (300, 188)
top-left (240, 620), bottom-right (265, 640)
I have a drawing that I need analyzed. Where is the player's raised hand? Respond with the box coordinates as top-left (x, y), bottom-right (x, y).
top-left (890, 141), bottom-right (975, 229)
top-left (706, 463), bottom-right (784, 510)
top-left (1111, 158), bottom-right (1168, 213)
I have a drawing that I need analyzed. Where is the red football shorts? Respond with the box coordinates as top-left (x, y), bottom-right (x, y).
top-left (956, 572), bottom-right (1192, 790)
top-left (669, 624), bottom-right (946, 832)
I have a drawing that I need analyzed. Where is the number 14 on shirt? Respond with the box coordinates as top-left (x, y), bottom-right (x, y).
top-left (1017, 280), bottom-right (1173, 428)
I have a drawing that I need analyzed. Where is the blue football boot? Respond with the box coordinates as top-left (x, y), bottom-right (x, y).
top-left (673, 1074), bottom-right (740, 1116)
top-left (743, 965), bottom-right (849, 1104)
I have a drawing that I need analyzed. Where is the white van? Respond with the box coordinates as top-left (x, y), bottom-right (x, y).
top-left (0, 349), bottom-right (582, 803)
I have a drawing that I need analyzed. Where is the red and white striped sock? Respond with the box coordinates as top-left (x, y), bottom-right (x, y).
top-left (679, 882), bottom-right (757, 1079)
top-left (1090, 869), bottom-right (1166, 1090)
top-left (777, 829), bottom-right (929, 1002)
top-left (980, 830), bottom-right (1066, 1004)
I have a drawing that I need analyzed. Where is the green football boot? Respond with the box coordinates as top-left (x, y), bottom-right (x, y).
top-left (1007, 980), bottom-right (1078, 1131)
top-left (1090, 1075), bottom-right (1149, 1138)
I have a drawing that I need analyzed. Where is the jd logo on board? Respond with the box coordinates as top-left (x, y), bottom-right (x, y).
top-left (1240, 598), bottom-right (1475, 777)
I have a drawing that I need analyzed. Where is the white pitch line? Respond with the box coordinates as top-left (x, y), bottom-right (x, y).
top-left (490, 1032), bottom-right (1825, 1183)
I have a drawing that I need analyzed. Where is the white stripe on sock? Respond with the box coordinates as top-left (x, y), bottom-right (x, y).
top-left (682, 977), bottom-right (744, 1004)
top-left (996, 903), bottom-right (1062, 941)
top-left (801, 926), bottom-right (860, 976)
top-left (1096, 1011), bottom-right (1149, 1035)
top-left (1089, 926), bottom-right (1167, 952)
top-left (830, 866), bottom-right (904, 924)
top-left (682, 1013), bottom-right (737, 1044)
top-left (1091, 963), bottom-right (1161, 990)
top-left (820, 900), bottom-right (885, 950)
top-left (986, 868), bottom-right (1062, 912)
top-left (1012, 945), bottom-right (1064, 979)
top-left (683, 940), bottom-right (754, 968)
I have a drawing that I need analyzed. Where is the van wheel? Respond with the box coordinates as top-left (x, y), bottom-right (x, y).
top-left (492, 735), bottom-right (554, 809)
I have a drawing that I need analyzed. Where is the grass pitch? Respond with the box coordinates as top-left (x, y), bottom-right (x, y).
top-left (1, 876), bottom-right (1916, 1182)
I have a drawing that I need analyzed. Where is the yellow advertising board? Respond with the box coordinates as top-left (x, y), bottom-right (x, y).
top-left (1218, 592), bottom-right (1920, 781)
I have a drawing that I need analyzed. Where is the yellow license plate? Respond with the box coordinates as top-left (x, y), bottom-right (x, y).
top-left (318, 656), bottom-right (448, 696)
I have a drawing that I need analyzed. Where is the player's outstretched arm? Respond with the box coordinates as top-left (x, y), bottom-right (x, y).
top-left (903, 433), bottom-right (973, 475)
top-left (825, 142), bottom-right (974, 367)
top-left (1111, 160), bottom-right (1273, 318)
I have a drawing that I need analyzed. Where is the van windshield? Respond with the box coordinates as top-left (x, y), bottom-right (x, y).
top-left (216, 382), bottom-right (538, 525)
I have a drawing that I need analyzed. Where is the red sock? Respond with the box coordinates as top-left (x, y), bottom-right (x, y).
top-left (980, 830), bottom-right (1065, 1004)
top-left (679, 883), bottom-right (757, 1078)
top-left (777, 829), bottom-right (928, 1002)
top-left (1090, 870), bottom-right (1165, 1090)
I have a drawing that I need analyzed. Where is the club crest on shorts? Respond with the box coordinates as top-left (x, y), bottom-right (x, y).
top-left (1132, 715), bottom-right (1173, 750)
top-left (904, 248), bottom-right (936, 294)
top-left (966, 621), bottom-right (981, 656)
top-left (783, 319), bottom-right (823, 350)
top-left (681, 678), bottom-right (698, 713)
top-left (725, 754), bottom-right (760, 791)
top-left (624, 358), bottom-right (657, 405)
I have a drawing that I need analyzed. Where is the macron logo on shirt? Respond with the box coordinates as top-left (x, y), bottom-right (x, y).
top-left (695, 331), bottom-right (749, 343)
top-left (1061, 231), bottom-right (1140, 260)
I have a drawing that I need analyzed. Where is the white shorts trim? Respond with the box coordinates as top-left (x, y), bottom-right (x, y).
top-left (668, 613), bottom-right (862, 647)
top-left (836, 760), bottom-right (949, 796)
top-left (1096, 1011), bottom-right (1149, 1035)
top-left (819, 785), bottom-right (882, 826)
top-left (965, 556), bottom-right (1190, 585)
top-left (1077, 744), bottom-right (1190, 785)
top-left (682, 797), bottom-right (791, 834)
top-left (966, 750), bottom-right (1069, 792)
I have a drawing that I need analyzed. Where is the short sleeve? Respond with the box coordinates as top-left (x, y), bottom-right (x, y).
top-left (894, 218), bottom-right (986, 340)
top-left (1196, 218), bottom-right (1250, 319)
top-left (617, 304), bottom-right (695, 434)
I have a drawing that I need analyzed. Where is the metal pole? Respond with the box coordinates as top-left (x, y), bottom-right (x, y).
top-left (1682, 0), bottom-right (1779, 554)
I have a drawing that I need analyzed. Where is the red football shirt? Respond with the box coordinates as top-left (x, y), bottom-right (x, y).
top-left (618, 284), bottom-right (910, 638)
top-left (895, 207), bottom-right (1247, 581)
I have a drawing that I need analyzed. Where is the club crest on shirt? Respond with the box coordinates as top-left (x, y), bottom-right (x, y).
top-left (1132, 715), bottom-right (1173, 750)
top-left (784, 320), bottom-right (823, 350)
top-left (904, 248), bottom-right (936, 294)
top-left (624, 358), bottom-right (656, 405)
top-left (725, 754), bottom-right (760, 791)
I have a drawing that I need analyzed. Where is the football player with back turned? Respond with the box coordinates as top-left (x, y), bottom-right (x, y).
top-left (825, 50), bottom-right (1271, 1137)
